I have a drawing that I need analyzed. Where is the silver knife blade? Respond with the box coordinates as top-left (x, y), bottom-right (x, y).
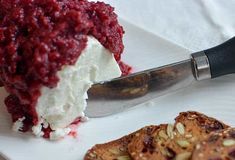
top-left (0, 152), bottom-right (9, 160)
top-left (85, 59), bottom-right (196, 118)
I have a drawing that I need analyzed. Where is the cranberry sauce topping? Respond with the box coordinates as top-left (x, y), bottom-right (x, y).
top-left (119, 61), bottom-right (132, 76)
top-left (0, 0), bottom-right (125, 132)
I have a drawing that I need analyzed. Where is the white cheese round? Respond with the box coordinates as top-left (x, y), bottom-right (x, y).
top-left (33, 36), bottom-right (122, 139)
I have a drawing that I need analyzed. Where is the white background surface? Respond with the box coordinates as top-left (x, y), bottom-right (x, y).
top-left (1, 1), bottom-right (235, 160)
top-left (104, 0), bottom-right (235, 51)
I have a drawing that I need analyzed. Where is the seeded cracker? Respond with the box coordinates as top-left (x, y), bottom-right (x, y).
top-left (84, 111), bottom-right (229, 160)
top-left (84, 128), bottom-right (146, 160)
top-left (192, 128), bottom-right (235, 160)
top-left (127, 111), bottom-right (229, 160)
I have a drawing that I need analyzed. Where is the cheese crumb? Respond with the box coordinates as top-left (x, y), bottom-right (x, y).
top-left (12, 117), bottom-right (26, 132)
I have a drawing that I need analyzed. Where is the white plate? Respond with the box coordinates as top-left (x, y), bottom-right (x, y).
top-left (1, 19), bottom-right (235, 160)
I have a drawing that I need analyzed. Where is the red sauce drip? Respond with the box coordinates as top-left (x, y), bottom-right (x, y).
top-left (119, 61), bottom-right (132, 76)
top-left (0, 0), bottom-right (126, 132)
top-left (42, 126), bottom-right (53, 139)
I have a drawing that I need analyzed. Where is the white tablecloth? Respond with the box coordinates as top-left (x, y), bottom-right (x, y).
top-left (103, 0), bottom-right (235, 52)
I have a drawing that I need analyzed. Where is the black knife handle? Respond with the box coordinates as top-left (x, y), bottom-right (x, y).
top-left (205, 37), bottom-right (235, 78)
top-left (192, 37), bottom-right (235, 80)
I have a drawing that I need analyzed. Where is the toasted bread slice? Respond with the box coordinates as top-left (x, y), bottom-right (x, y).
top-left (84, 135), bottom-right (132, 160)
top-left (84, 127), bottom-right (151, 160)
top-left (84, 111), bottom-right (229, 160)
top-left (192, 127), bottom-right (235, 160)
top-left (128, 111), bottom-right (229, 160)
top-left (127, 124), bottom-right (168, 160)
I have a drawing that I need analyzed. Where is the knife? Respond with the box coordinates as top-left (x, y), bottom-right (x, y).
top-left (0, 152), bottom-right (9, 160)
top-left (86, 37), bottom-right (235, 117)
